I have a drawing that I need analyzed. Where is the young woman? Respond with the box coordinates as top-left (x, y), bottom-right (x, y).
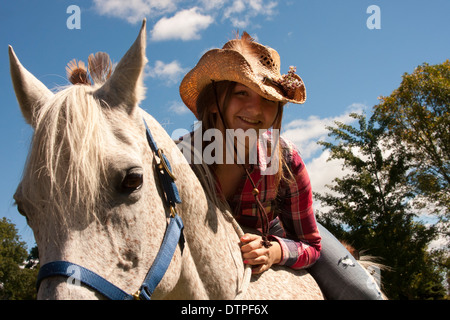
top-left (179, 32), bottom-right (382, 299)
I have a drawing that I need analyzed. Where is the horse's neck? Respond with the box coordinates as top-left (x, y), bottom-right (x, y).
top-left (158, 243), bottom-right (208, 299)
top-left (176, 169), bottom-right (245, 298)
top-left (178, 193), bottom-right (245, 299)
top-left (140, 112), bottom-right (245, 299)
top-left (152, 187), bottom-right (244, 300)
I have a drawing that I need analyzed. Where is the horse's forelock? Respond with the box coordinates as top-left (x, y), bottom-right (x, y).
top-left (22, 84), bottom-right (109, 222)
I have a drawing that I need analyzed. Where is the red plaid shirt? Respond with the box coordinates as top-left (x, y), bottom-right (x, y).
top-left (226, 136), bottom-right (321, 269)
top-left (178, 131), bottom-right (321, 269)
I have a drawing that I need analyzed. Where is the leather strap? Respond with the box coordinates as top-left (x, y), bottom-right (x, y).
top-left (37, 261), bottom-right (133, 300)
top-left (144, 119), bottom-right (181, 207)
top-left (138, 214), bottom-right (184, 299)
top-left (36, 214), bottom-right (184, 300)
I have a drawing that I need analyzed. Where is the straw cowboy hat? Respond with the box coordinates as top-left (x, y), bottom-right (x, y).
top-left (180, 32), bottom-right (306, 118)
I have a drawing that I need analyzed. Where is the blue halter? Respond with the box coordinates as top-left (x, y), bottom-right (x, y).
top-left (36, 119), bottom-right (184, 300)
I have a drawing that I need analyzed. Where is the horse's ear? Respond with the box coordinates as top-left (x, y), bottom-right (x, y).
top-left (95, 19), bottom-right (148, 114)
top-left (9, 45), bottom-right (54, 127)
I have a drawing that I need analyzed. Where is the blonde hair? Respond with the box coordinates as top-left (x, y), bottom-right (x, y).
top-left (20, 84), bottom-right (109, 223)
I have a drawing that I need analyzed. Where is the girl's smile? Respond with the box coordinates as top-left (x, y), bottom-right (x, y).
top-left (223, 83), bottom-right (279, 132)
top-left (237, 115), bottom-right (261, 125)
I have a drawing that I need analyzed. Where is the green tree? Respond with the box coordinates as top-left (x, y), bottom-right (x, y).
top-left (373, 60), bottom-right (449, 230)
top-left (0, 217), bottom-right (38, 300)
top-left (315, 112), bottom-right (445, 299)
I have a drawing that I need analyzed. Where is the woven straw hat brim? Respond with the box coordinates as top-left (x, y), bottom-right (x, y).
top-left (180, 48), bottom-right (306, 118)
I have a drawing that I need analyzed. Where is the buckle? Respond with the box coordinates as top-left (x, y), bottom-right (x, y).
top-left (132, 290), bottom-right (141, 300)
top-left (157, 149), bottom-right (177, 181)
top-left (137, 284), bottom-right (152, 300)
top-left (169, 206), bottom-right (177, 218)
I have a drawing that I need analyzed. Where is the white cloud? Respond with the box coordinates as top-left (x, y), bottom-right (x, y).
top-left (283, 103), bottom-right (366, 159)
top-left (198, 0), bottom-right (226, 11)
top-left (93, 0), bottom-right (280, 38)
top-left (145, 60), bottom-right (188, 85)
top-left (282, 104), bottom-right (367, 212)
top-left (168, 101), bottom-right (190, 115)
top-left (150, 7), bottom-right (213, 41)
top-left (224, 0), bottom-right (278, 28)
top-left (306, 149), bottom-right (349, 214)
top-left (93, 0), bottom-right (178, 24)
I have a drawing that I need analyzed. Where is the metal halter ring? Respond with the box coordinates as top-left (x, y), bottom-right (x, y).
top-left (157, 149), bottom-right (177, 181)
top-left (170, 206), bottom-right (177, 219)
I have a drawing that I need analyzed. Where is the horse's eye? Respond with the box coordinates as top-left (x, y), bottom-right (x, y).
top-left (121, 171), bottom-right (143, 192)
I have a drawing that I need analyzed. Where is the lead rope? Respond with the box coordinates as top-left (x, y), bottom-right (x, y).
top-left (191, 148), bottom-right (251, 300)
top-left (243, 168), bottom-right (272, 248)
top-left (218, 206), bottom-right (252, 300)
top-left (212, 81), bottom-right (272, 249)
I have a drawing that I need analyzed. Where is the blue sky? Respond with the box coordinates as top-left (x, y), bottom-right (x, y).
top-left (1, 0), bottom-right (449, 249)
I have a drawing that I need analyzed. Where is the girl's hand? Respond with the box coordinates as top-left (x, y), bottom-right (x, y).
top-left (240, 233), bottom-right (281, 274)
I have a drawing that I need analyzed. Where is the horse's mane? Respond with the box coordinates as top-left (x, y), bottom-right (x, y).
top-left (21, 84), bottom-right (109, 222)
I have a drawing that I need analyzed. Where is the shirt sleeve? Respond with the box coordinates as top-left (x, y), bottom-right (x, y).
top-left (270, 141), bottom-right (321, 270)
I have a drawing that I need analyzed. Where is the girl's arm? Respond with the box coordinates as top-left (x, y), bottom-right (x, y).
top-left (272, 144), bottom-right (322, 270)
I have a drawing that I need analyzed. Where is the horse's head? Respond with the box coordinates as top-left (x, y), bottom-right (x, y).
top-left (10, 20), bottom-right (184, 299)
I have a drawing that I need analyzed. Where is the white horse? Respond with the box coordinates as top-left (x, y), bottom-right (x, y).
top-left (10, 20), bottom-right (324, 300)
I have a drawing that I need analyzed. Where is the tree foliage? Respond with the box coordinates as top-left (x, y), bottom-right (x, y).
top-left (374, 60), bottom-right (449, 228)
top-left (0, 217), bottom-right (38, 300)
top-left (315, 112), bottom-right (447, 299)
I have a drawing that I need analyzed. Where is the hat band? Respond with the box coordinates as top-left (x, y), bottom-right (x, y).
top-left (262, 76), bottom-right (288, 97)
